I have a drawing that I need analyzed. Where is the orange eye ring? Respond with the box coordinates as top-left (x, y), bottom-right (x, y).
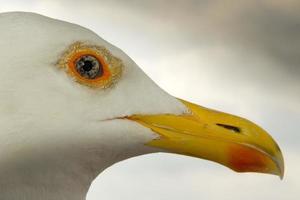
top-left (68, 50), bottom-right (111, 84)
top-left (58, 42), bottom-right (123, 88)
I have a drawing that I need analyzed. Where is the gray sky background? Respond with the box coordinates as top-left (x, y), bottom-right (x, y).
top-left (1, 0), bottom-right (299, 199)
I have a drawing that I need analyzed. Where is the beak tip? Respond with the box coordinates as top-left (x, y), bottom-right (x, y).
top-left (280, 174), bottom-right (284, 180)
top-left (270, 151), bottom-right (284, 180)
top-left (278, 159), bottom-right (285, 180)
top-left (275, 149), bottom-right (285, 180)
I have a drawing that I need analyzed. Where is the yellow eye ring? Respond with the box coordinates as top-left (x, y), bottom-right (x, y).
top-left (58, 42), bottom-right (123, 89)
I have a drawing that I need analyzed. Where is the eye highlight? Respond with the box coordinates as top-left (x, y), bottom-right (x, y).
top-left (58, 42), bottom-right (123, 88)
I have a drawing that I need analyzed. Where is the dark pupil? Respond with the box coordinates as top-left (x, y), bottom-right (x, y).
top-left (75, 55), bottom-right (103, 79)
top-left (82, 60), bottom-right (94, 72)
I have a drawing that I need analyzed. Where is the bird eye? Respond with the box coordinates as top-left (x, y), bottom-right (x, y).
top-left (58, 42), bottom-right (123, 88)
top-left (75, 55), bottom-right (103, 79)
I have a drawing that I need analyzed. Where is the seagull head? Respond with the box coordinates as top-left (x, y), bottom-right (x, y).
top-left (0, 12), bottom-right (283, 198)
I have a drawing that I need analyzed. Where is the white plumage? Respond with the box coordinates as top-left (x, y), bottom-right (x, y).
top-left (0, 11), bottom-right (284, 200)
top-left (0, 12), bottom-right (186, 200)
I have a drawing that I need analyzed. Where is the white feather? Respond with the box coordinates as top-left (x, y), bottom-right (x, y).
top-left (0, 12), bottom-right (187, 200)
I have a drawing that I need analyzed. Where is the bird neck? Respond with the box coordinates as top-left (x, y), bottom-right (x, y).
top-left (0, 167), bottom-right (91, 200)
top-left (0, 119), bottom-right (156, 200)
top-left (0, 157), bottom-right (96, 200)
top-left (0, 145), bottom-right (118, 200)
top-left (0, 137), bottom-right (154, 200)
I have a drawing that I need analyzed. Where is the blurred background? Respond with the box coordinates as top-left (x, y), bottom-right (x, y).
top-left (1, 0), bottom-right (299, 199)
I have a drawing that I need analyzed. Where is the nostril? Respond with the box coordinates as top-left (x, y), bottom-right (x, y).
top-left (216, 123), bottom-right (241, 133)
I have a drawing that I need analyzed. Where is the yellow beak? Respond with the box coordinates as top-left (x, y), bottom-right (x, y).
top-left (127, 99), bottom-right (284, 178)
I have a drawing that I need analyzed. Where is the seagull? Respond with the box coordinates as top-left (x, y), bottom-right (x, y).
top-left (0, 12), bottom-right (284, 200)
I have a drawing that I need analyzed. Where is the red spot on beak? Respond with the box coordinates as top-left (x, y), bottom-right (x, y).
top-left (229, 144), bottom-right (269, 173)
